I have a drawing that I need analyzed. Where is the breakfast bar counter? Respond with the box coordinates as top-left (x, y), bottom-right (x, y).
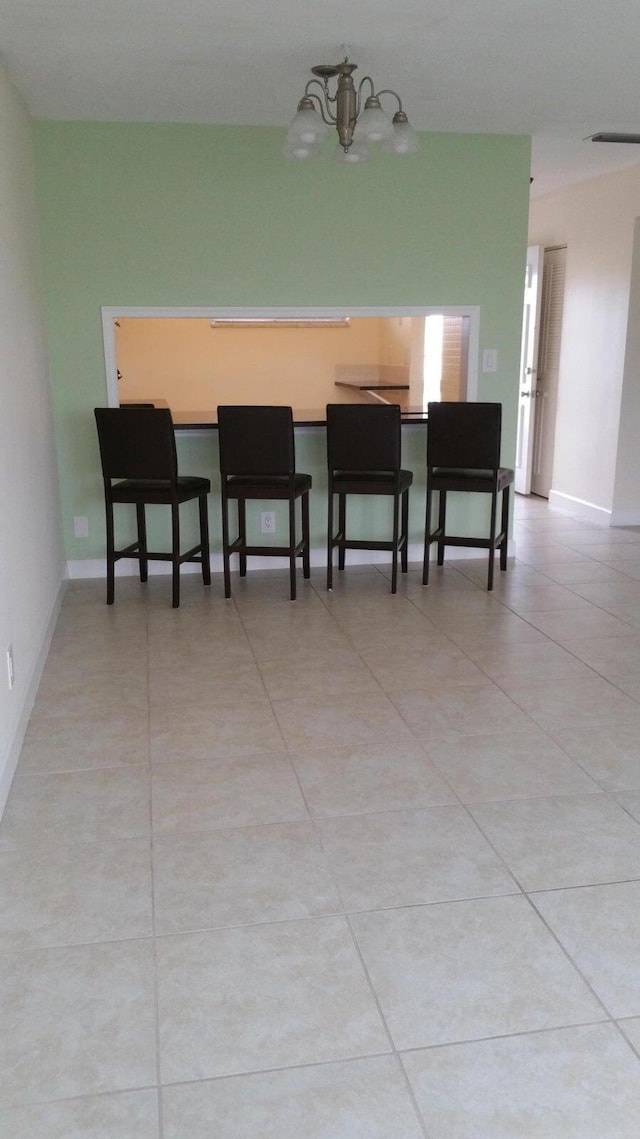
top-left (170, 407), bottom-right (429, 429)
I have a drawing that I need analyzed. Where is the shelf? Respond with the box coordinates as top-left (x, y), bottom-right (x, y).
top-left (334, 381), bottom-right (410, 392)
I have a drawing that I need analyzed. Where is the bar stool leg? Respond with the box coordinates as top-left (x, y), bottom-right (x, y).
top-left (171, 501), bottom-right (180, 608)
top-left (221, 491), bottom-right (231, 599)
top-left (500, 485), bottom-right (510, 571)
top-left (422, 484), bottom-right (433, 586)
top-left (487, 488), bottom-right (498, 591)
top-left (338, 494), bottom-right (346, 571)
top-left (106, 499), bottom-right (116, 605)
top-left (136, 503), bottom-right (148, 582)
top-left (390, 491), bottom-right (400, 594)
top-left (199, 494), bottom-right (211, 585)
top-left (437, 490), bottom-right (447, 566)
top-left (302, 491), bottom-right (311, 579)
top-left (401, 487), bottom-right (410, 573)
top-left (327, 484), bottom-right (334, 590)
top-left (238, 500), bottom-right (247, 577)
top-left (288, 493), bottom-right (297, 601)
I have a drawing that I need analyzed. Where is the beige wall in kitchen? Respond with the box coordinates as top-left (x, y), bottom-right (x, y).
top-left (115, 316), bottom-right (414, 412)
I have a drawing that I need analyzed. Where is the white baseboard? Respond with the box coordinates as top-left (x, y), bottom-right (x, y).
top-left (609, 509), bottom-right (640, 527)
top-left (548, 490), bottom-right (612, 527)
top-left (0, 577), bottom-right (67, 819)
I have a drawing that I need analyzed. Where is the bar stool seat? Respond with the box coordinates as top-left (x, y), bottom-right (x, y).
top-left (224, 474), bottom-right (311, 497)
top-left (109, 476), bottom-right (208, 502)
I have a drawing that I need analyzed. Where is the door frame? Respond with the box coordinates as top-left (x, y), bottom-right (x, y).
top-left (515, 245), bottom-right (544, 494)
top-left (531, 245), bottom-right (566, 498)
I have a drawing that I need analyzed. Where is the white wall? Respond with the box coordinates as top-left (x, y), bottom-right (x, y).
top-left (529, 165), bottom-right (640, 519)
top-left (613, 217), bottom-right (640, 523)
top-left (0, 69), bottom-right (65, 815)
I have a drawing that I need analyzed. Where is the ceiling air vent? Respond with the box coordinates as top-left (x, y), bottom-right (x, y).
top-left (589, 133), bottom-right (640, 144)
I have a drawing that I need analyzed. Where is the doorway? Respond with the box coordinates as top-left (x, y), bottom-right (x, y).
top-left (531, 246), bottom-right (566, 497)
top-left (516, 246), bottom-right (566, 497)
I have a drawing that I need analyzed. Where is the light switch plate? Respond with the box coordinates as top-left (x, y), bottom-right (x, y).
top-left (482, 349), bottom-right (498, 373)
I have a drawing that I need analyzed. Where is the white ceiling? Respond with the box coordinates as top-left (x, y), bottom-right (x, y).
top-left (2, 0), bottom-right (640, 196)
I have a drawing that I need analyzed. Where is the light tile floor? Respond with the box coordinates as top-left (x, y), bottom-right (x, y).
top-left (3, 494), bottom-right (640, 1137)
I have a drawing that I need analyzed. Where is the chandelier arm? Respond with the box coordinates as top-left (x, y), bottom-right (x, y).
top-left (300, 86), bottom-right (337, 124)
top-left (300, 81), bottom-right (337, 121)
top-left (374, 88), bottom-right (403, 112)
top-left (355, 76), bottom-right (375, 117)
top-left (307, 76), bottom-right (337, 101)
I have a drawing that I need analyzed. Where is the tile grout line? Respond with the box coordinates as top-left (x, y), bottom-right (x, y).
top-left (146, 602), bottom-right (166, 1139)
top-left (342, 908), bottom-right (435, 1139)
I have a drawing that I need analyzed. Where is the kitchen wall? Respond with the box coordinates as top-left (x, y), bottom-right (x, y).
top-left (115, 316), bottom-right (407, 412)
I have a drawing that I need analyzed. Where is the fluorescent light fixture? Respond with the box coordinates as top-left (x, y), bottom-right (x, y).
top-left (589, 132), bottom-right (640, 144)
top-left (209, 318), bottom-right (350, 328)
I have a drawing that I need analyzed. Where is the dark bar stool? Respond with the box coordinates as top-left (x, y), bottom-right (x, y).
top-left (422, 401), bottom-right (514, 591)
top-left (326, 403), bottom-right (413, 594)
top-left (217, 405), bottom-right (312, 600)
top-left (94, 406), bottom-right (211, 607)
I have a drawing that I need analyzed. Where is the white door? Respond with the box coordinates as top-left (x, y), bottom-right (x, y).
top-left (515, 245), bottom-right (544, 494)
top-left (531, 246), bottom-right (566, 497)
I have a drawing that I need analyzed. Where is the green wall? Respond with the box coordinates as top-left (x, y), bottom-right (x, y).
top-left (34, 123), bottom-right (530, 565)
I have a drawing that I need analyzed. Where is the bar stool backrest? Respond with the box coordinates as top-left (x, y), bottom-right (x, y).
top-left (217, 406), bottom-right (296, 476)
top-left (95, 407), bottom-right (178, 483)
top-left (326, 404), bottom-right (402, 473)
top-left (427, 402), bottom-right (502, 470)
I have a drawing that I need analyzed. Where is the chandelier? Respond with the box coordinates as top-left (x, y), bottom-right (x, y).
top-left (283, 56), bottom-right (419, 164)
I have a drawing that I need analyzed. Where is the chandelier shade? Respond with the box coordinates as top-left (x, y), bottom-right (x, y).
top-left (383, 112), bottom-right (420, 155)
top-left (334, 136), bottom-right (371, 165)
top-left (285, 98), bottom-right (328, 146)
top-left (282, 57), bottom-right (418, 162)
top-left (357, 97), bottom-right (394, 143)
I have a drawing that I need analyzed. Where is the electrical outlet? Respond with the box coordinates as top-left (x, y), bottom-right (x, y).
top-left (261, 511), bottom-right (276, 534)
top-left (74, 516), bottom-right (89, 538)
top-left (6, 645), bottom-right (15, 690)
